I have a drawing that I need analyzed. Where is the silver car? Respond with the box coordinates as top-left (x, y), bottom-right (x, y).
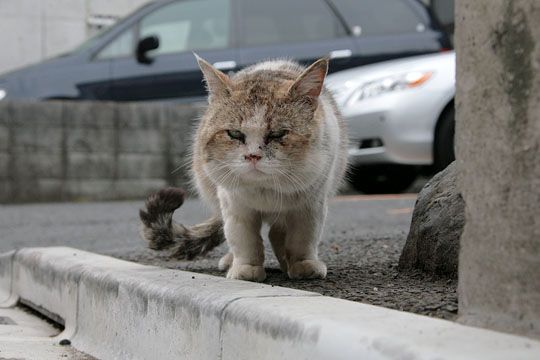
top-left (326, 51), bottom-right (455, 193)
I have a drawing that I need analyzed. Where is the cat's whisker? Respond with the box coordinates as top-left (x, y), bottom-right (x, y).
top-left (170, 163), bottom-right (186, 175)
top-left (275, 168), bottom-right (309, 195)
top-left (170, 153), bottom-right (197, 174)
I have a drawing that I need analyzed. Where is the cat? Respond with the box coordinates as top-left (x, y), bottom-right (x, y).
top-left (139, 55), bottom-right (348, 282)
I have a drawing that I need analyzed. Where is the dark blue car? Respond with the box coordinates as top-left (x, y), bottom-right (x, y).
top-left (0, 0), bottom-right (451, 103)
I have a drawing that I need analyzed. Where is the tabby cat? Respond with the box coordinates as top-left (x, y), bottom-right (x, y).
top-left (140, 55), bottom-right (348, 282)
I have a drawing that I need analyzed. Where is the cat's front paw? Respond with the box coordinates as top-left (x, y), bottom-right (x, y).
top-left (288, 260), bottom-right (327, 280)
top-left (227, 264), bottom-right (266, 282)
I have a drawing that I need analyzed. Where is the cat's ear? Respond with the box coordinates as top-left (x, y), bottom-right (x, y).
top-left (288, 57), bottom-right (329, 99)
top-left (194, 53), bottom-right (231, 99)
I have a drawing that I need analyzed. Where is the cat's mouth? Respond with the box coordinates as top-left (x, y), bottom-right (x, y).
top-left (241, 165), bottom-right (270, 177)
top-left (247, 167), bottom-right (267, 175)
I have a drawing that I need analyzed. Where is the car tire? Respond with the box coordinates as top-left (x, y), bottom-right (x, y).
top-left (348, 165), bottom-right (418, 194)
top-left (434, 105), bottom-right (455, 172)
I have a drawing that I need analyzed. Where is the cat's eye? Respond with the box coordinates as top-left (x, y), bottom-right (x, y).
top-left (227, 130), bottom-right (245, 143)
top-left (266, 129), bottom-right (289, 142)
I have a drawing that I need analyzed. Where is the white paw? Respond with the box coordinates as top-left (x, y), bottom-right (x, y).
top-left (218, 253), bottom-right (233, 271)
top-left (288, 260), bottom-right (327, 280)
top-left (226, 264), bottom-right (266, 282)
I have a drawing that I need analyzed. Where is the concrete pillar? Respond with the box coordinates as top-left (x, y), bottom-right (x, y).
top-left (455, 1), bottom-right (540, 339)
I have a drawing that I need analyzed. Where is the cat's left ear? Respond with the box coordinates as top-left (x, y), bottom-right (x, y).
top-left (288, 57), bottom-right (329, 99)
top-left (194, 53), bottom-right (231, 99)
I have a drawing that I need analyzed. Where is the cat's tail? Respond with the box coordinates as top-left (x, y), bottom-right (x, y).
top-left (139, 187), bottom-right (225, 260)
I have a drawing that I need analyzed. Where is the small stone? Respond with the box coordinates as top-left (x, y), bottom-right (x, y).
top-left (59, 339), bottom-right (71, 346)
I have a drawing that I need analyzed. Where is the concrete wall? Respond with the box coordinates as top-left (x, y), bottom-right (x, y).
top-left (455, 1), bottom-right (540, 339)
top-left (0, 102), bottom-right (200, 203)
top-left (0, 0), bottom-right (151, 75)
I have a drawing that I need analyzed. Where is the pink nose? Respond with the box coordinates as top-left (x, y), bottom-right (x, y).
top-left (244, 153), bottom-right (262, 162)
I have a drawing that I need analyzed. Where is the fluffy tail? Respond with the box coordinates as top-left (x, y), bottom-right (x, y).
top-left (139, 187), bottom-right (225, 260)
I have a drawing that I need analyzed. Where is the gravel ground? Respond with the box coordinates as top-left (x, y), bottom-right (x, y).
top-left (116, 245), bottom-right (457, 320)
top-left (1, 190), bottom-right (457, 321)
top-left (113, 195), bottom-right (458, 320)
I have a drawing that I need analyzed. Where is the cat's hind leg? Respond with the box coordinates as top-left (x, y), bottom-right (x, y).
top-left (269, 222), bottom-right (288, 273)
top-left (218, 252), bottom-right (233, 271)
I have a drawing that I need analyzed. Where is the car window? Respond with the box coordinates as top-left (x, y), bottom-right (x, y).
top-left (139, 0), bottom-right (231, 56)
top-left (238, 0), bottom-right (346, 47)
top-left (68, 2), bottom-right (154, 56)
top-left (96, 28), bottom-right (135, 59)
top-left (331, 0), bottom-right (426, 36)
top-left (431, 0), bottom-right (454, 26)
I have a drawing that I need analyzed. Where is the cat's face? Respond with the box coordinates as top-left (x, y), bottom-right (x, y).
top-left (205, 98), bottom-right (317, 183)
top-left (196, 56), bottom-right (328, 190)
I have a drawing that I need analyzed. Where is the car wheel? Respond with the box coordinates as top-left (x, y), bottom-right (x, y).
top-left (348, 165), bottom-right (418, 194)
top-left (434, 105), bottom-right (455, 172)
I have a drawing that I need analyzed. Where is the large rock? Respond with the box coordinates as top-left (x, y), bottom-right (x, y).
top-left (398, 162), bottom-right (464, 278)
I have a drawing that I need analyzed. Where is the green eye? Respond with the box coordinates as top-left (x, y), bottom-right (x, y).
top-left (227, 130), bottom-right (245, 143)
top-left (266, 129), bottom-right (288, 142)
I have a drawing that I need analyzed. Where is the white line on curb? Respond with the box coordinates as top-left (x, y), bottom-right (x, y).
top-left (0, 247), bottom-right (538, 360)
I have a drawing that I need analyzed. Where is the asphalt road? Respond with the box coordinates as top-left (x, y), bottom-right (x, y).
top-left (0, 192), bottom-right (457, 320)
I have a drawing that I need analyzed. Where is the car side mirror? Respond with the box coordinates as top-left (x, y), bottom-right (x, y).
top-left (136, 36), bottom-right (159, 64)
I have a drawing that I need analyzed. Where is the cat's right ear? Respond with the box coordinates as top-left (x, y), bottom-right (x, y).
top-left (288, 57), bottom-right (329, 100)
top-left (194, 53), bottom-right (231, 100)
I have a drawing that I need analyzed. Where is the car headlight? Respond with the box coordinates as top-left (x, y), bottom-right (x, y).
top-left (346, 71), bottom-right (433, 104)
top-left (0, 89), bottom-right (6, 101)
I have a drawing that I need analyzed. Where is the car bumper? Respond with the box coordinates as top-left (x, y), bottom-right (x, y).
top-left (341, 88), bottom-right (448, 166)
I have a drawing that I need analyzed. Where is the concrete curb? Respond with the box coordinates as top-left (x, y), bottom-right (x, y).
top-left (0, 247), bottom-right (538, 359)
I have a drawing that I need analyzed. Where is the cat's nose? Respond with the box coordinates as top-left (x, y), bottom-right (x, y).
top-left (244, 153), bottom-right (262, 162)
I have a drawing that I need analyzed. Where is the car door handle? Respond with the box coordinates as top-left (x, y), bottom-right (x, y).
top-left (329, 49), bottom-right (352, 59)
top-left (213, 60), bottom-right (237, 70)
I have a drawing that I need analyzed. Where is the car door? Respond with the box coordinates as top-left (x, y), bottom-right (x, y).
top-left (26, 52), bottom-right (113, 101)
top-left (235, 0), bottom-right (360, 74)
top-left (108, 0), bottom-right (237, 102)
